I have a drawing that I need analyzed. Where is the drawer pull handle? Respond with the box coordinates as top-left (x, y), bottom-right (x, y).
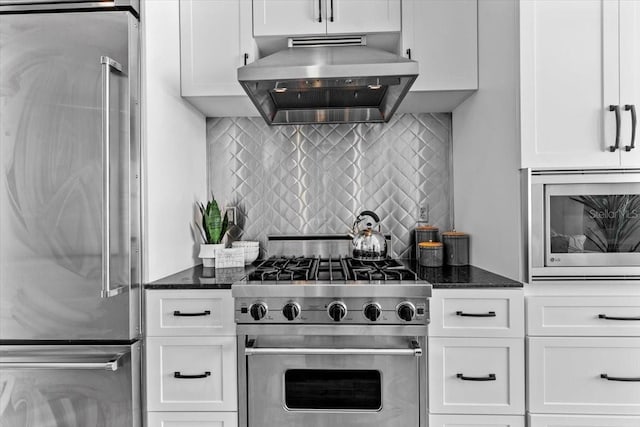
top-left (600, 374), bottom-right (640, 382)
top-left (598, 314), bottom-right (640, 321)
top-left (173, 310), bottom-right (211, 317)
top-left (174, 371), bottom-right (211, 379)
top-left (456, 373), bottom-right (496, 381)
top-left (456, 311), bottom-right (496, 317)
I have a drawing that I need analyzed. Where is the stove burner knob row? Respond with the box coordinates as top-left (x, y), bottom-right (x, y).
top-left (249, 302), bottom-right (268, 321)
top-left (282, 302), bottom-right (301, 321)
top-left (327, 301), bottom-right (347, 322)
top-left (363, 302), bottom-right (382, 322)
top-left (397, 301), bottom-right (417, 322)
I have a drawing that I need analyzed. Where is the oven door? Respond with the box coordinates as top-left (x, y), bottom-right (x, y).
top-left (244, 335), bottom-right (422, 427)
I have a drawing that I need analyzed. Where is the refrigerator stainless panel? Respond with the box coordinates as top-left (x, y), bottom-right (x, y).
top-left (0, 0), bottom-right (140, 16)
top-left (0, 11), bottom-right (140, 341)
top-left (0, 342), bottom-right (141, 426)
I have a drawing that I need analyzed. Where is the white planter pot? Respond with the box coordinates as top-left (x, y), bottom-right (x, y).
top-left (199, 243), bottom-right (224, 267)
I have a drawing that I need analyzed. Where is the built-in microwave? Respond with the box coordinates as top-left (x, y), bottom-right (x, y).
top-left (529, 169), bottom-right (640, 281)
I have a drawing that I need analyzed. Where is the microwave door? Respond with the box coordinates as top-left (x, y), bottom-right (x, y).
top-left (544, 183), bottom-right (640, 268)
top-left (0, 343), bottom-right (140, 426)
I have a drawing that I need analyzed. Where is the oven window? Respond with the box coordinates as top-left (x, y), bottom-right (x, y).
top-left (549, 194), bottom-right (640, 254)
top-left (284, 369), bottom-right (382, 410)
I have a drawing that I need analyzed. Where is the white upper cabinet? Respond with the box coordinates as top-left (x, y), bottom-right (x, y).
top-left (326, 0), bottom-right (401, 34)
top-left (180, 0), bottom-right (256, 97)
top-left (520, 0), bottom-right (640, 169)
top-left (401, 0), bottom-right (478, 92)
top-left (253, 0), bottom-right (401, 37)
top-left (619, 0), bottom-right (640, 167)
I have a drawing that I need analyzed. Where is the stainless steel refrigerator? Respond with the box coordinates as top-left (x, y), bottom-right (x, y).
top-left (0, 1), bottom-right (141, 425)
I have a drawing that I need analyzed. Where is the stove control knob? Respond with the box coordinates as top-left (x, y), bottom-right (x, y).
top-left (397, 302), bottom-right (416, 322)
top-left (328, 301), bottom-right (347, 322)
top-left (363, 303), bottom-right (382, 322)
top-left (249, 302), bottom-right (268, 321)
top-left (282, 302), bottom-right (301, 321)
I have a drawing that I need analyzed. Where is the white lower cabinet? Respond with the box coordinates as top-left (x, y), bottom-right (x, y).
top-left (528, 414), bottom-right (640, 427)
top-left (145, 289), bottom-right (238, 426)
top-left (147, 411), bottom-right (238, 427)
top-left (429, 337), bottom-right (525, 415)
top-left (430, 414), bottom-right (525, 427)
top-left (146, 336), bottom-right (237, 412)
top-left (528, 337), bottom-right (640, 415)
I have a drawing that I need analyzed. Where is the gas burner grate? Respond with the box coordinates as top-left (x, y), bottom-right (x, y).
top-left (250, 256), bottom-right (319, 282)
top-left (247, 256), bottom-right (418, 283)
top-left (347, 258), bottom-right (418, 282)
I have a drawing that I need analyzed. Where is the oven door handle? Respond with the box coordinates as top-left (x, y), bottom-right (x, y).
top-left (244, 339), bottom-right (422, 357)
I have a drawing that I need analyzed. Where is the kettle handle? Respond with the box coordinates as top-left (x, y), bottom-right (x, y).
top-left (358, 210), bottom-right (381, 224)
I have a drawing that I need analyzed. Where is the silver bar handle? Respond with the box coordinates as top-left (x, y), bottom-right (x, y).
top-left (245, 340), bottom-right (422, 357)
top-left (100, 56), bottom-right (126, 299)
top-left (0, 352), bottom-right (127, 372)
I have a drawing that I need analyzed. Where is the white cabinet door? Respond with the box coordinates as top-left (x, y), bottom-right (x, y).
top-left (527, 296), bottom-right (640, 337)
top-left (528, 337), bottom-right (640, 415)
top-left (430, 414), bottom-right (525, 427)
top-left (401, 0), bottom-right (478, 92)
top-left (620, 0), bottom-right (640, 167)
top-left (429, 337), bottom-right (525, 415)
top-left (146, 290), bottom-right (236, 337)
top-left (147, 411), bottom-right (238, 427)
top-left (253, 0), bottom-right (325, 36)
top-left (529, 414), bottom-right (640, 427)
top-left (430, 289), bottom-right (524, 338)
top-left (146, 336), bottom-right (237, 412)
top-left (180, 0), bottom-right (256, 96)
top-left (520, 0), bottom-right (621, 168)
top-left (326, 0), bottom-right (401, 34)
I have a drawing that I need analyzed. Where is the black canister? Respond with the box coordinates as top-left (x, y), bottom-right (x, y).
top-left (418, 241), bottom-right (444, 267)
top-left (414, 225), bottom-right (439, 259)
top-left (442, 231), bottom-right (470, 266)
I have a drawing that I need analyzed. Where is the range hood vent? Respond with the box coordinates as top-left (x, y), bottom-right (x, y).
top-left (237, 42), bottom-right (418, 126)
top-left (288, 35), bottom-right (366, 48)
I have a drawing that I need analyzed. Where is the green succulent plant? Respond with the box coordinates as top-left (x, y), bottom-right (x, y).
top-left (196, 196), bottom-right (229, 244)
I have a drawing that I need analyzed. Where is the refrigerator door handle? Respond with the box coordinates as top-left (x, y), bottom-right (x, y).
top-left (0, 351), bottom-right (129, 372)
top-left (101, 55), bottom-right (127, 299)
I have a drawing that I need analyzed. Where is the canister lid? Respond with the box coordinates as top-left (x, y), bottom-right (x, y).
top-left (442, 231), bottom-right (468, 238)
top-left (416, 225), bottom-right (438, 231)
top-left (418, 241), bottom-right (443, 248)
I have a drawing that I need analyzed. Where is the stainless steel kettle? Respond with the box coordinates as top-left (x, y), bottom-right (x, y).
top-left (351, 210), bottom-right (388, 261)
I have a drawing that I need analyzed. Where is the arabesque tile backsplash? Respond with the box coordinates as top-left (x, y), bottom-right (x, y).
top-left (206, 113), bottom-right (451, 259)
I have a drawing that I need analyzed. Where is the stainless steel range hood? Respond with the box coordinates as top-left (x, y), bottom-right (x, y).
top-left (237, 38), bottom-right (418, 125)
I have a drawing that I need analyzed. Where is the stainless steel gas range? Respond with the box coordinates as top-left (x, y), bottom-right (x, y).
top-left (233, 235), bottom-right (431, 427)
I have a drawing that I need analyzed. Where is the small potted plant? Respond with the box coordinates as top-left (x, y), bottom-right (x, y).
top-left (196, 196), bottom-right (229, 267)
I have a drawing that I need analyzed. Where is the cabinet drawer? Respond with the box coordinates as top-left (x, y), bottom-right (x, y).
top-left (430, 289), bottom-right (524, 337)
top-left (146, 337), bottom-right (237, 412)
top-left (430, 414), bottom-right (524, 427)
top-left (528, 414), bottom-right (640, 427)
top-left (146, 290), bottom-right (235, 336)
top-left (527, 296), bottom-right (640, 336)
top-left (528, 337), bottom-right (640, 415)
top-left (147, 411), bottom-right (238, 427)
top-left (429, 337), bottom-right (525, 415)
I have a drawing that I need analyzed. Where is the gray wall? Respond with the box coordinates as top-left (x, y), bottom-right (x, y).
top-left (206, 113), bottom-right (452, 259)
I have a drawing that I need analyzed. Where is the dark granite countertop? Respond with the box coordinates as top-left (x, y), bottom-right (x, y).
top-left (146, 260), bottom-right (522, 290)
top-left (145, 264), bottom-right (256, 290)
top-left (412, 262), bottom-right (523, 288)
